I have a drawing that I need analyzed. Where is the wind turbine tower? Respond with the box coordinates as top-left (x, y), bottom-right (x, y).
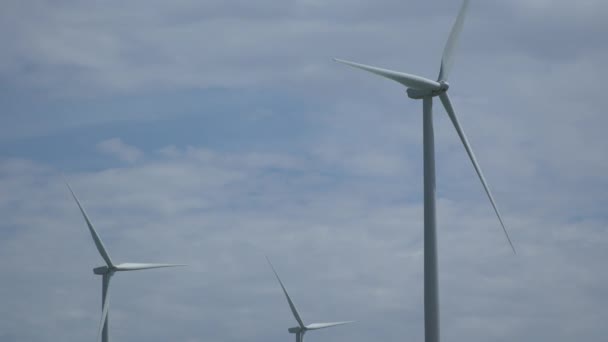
top-left (334, 2), bottom-right (515, 342)
top-left (267, 257), bottom-right (353, 342)
top-left (66, 183), bottom-right (185, 342)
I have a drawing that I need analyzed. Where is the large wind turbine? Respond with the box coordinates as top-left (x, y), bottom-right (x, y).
top-left (266, 257), bottom-right (353, 342)
top-left (334, 1), bottom-right (515, 342)
top-left (65, 182), bottom-right (185, 342)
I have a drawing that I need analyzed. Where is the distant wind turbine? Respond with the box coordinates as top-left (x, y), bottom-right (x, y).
top-left (334, 1), bottom-right (515, 342)
top-left (266, 257), bottom-right (353, 342)
top-left (65, 182), bottom-right (185, 342)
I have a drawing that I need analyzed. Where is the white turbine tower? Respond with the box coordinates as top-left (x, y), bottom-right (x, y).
top-left (65, 182), bottom-right (185, 342)
top-left (334, 1), bottom-right (515, 342)
top-left (267, 257), bottom-right (353, 342)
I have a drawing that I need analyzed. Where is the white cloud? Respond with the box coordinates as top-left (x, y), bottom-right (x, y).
top-left (0, 142), bottom-right (606, 342)
top-left (0, 1), bottom-right (607, 342)
top-left (96, 138), bottom-right (143, 163)
top-left (2, 0), bottom-right (604, 95)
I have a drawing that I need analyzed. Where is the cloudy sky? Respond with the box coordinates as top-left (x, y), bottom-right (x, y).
top-left (1, 1), bottom-right (607, 342)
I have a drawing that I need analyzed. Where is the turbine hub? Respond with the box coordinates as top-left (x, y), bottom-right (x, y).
top-left (288, 327), bottom-right (304, 334)
top-left (439, 81), bottom-right (450, 91)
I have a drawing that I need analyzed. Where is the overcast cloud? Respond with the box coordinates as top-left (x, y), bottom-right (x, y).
top-left (0, 1), bottom-right (607, 342)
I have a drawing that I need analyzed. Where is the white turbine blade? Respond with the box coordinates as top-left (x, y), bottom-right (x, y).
top-left (437, 0), bottom-right (470, 82)
top-left (65, 182), bottom-right (114, 267)
top-left (97, 283), bottom-right (111, 342)
top-left (266, 257), bottom-right (306, 329)
top-left (439, 93), bottom-right (516, 254)
top-left (306, 321), bottom-right (354, 330)
top-left (114, 263), bottom-right (186, 271)
top-left (334, 58), bottom-right (441, 91)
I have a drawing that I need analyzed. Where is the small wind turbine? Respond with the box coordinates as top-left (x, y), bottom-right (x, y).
top-left (266, 257), bottom-right (353, 342)
top-left (334, 1), bottom-right (515, 342)
top-left (65, 182), bottom-right (185, 342)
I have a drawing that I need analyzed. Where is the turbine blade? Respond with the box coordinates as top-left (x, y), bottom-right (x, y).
top-left (114, 263), bottom-right (186, 271)
top-left (438, 93), bottom-right (516, 254)
top-left (65, 182), bottom-right (114, 267)
top-left (437, 0), bottom-right (470, 82)
top-left (97, 277), bottom-right (111, 342)
top-left (266, 256), bottom-right (305, 329)
top-left (334, 58), bottom-right (441, 91)
top-left (306, 321), bottom-right (354, 330)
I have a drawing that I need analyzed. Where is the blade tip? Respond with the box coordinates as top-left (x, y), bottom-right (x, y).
top-left (333, 58), bottom-right (351, 65)
top-left (265, 255), bottom-right (276, 269)
top-left (63, 179), bottom-right (75, 194)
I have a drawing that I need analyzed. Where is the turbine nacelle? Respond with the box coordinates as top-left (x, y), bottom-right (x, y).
top-left (289, 327), bottom-right (304, 334)
top-left (93, 266), bottom-right (112, 275)
top-left (407, 82), bottom-right (449, 100)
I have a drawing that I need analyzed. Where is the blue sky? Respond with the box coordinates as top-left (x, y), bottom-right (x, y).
top-left (1, 1), bottom-right (607, 342)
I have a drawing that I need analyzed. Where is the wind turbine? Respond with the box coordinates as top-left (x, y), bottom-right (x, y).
top-left (65, 182), bottom-right (185, 342)
top-left (266, 257), bottom-right (353, 342)
top-left (334, 1), bottom-right (515, 342)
